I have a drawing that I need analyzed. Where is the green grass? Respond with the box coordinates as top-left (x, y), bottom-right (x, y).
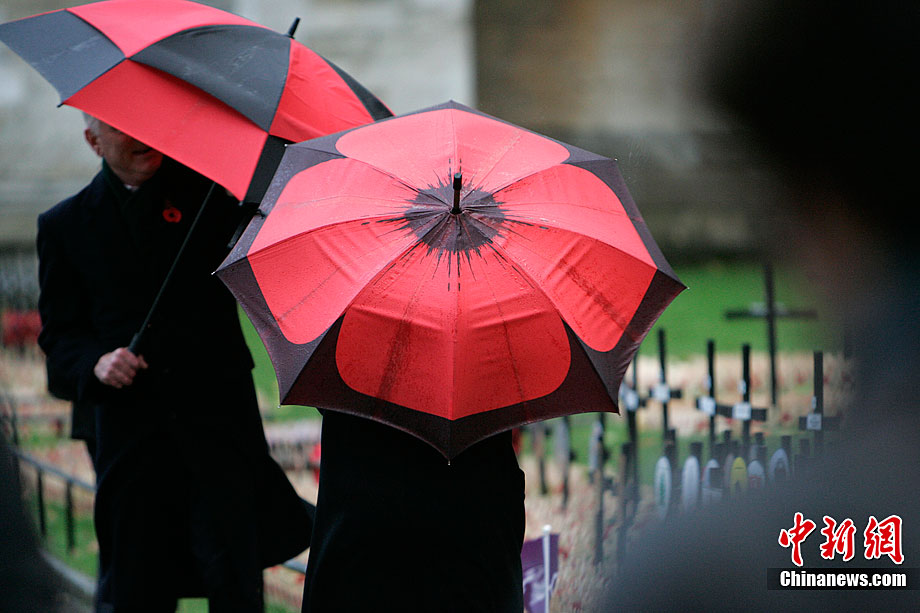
top-left (177, 599), bottom-right (293, 613)
top-left (239, 308), bottom-right (319, 421)
top-left (11, 425), bottom-right (66, 449)
top-left (640, 258), bottom-right (841, 359)
top-left (24, 495), bottom-right (98, 577)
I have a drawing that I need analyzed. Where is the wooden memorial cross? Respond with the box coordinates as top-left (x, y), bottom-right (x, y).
top-left (553, 415), bottom-right (574, 509)
top-left (797, 351), bottom-right (841, 456)
top-left (529, 423), bottom-right (550, 496)
top-left (796, 437), bottom-right (812, 475)
top-left (707, 344), bottom-right (769, 461)
top-left (647, 329), bottom-right (684, 440)
top-left (618, 358), bottom-right (646, 494)
top-left (750, 431), bottom-right (768, 463)
top-left (588, 413), bottom-right (617, 502)
top-left (588, 412), bottom-right (608, 484)
top-left (589, 427), bottom-right (617, 567)
top-left (612, 441), bottom-right (637, 567)
top-left (695, 339), bottom-right (719, 457)
top-left (607, 360), bottom-right (646, 568)
top-left (725, 262), bottom-right (818, 406)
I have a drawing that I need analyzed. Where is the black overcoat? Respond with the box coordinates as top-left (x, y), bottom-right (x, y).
top-left (302, 412), bottom-right (525, 612)
top-left (37, 162), bottom-right (312, 608)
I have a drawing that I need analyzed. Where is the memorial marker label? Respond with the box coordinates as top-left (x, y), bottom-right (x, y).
top-left (733, 401), bottom-right (752, 421)
top-left (769, 448), bottom-right (790, 483)
top-left (699, 396), bottom-right (716, 416)
top-left (654, 456), bottom-right (672, 520)
top-left (806, 413), bottom-right (823, 431)
top-left (681, 456), bottom-right (701, 512)
top-left (730, 457), bottom-right (748, 495)
top-left (622, 388), bottom-right (640, 412)
top-left (747, 459), bottom-right (765, 490)
top-left (653, 383), bottom-right (672, 404)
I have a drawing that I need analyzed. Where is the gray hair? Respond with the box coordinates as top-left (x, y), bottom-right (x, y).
top-left (82, 112), bottom-right (102, 134)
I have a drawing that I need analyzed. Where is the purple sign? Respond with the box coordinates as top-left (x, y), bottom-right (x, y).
top-left (521, 532), bottom-right (559, 613)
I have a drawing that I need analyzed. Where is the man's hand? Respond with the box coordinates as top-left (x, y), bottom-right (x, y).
top-left (93, 348), bottom-right (148, 389)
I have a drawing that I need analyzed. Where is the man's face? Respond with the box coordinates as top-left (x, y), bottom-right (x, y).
top-left (84, 122), bottom-right (163, 187)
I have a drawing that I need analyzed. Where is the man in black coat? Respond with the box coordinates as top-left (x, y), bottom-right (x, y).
top-left (37, 116), bottom-right (311, 612)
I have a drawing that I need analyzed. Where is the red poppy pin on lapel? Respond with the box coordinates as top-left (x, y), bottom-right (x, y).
top-left (162, 203), bottom-right (182, 223)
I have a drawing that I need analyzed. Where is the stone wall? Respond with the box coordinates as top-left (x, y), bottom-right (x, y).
top-left (475, 0), bottom-right (782, 255)
top-left (2, 0), bottom-right (778, 257)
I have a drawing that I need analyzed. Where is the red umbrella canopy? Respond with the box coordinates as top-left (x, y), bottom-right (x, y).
top-left (217, 101), bottom-right (685, 458)
top-left (0, 0), bottom-right (390, 202)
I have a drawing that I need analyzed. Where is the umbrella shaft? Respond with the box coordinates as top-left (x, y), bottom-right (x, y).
top-left (129, 181), bottom-right (218, 354)
top-left (451, 172), bottom-right (462, 214)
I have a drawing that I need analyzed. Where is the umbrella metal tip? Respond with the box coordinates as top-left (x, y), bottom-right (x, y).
top-left (286, 17), bottom-right (301, 38)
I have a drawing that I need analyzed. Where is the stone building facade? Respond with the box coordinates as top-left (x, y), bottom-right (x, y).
top-left (1, 0), bottom-right (777, 305)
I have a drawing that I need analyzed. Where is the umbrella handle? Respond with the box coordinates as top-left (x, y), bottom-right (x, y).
top-left (128, 332), bottom-right (143, 355)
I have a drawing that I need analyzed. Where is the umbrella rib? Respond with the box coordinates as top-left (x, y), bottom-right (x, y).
top-left (367, 148), bottom-right (453, 207)
top-left (270, 234), bottom-right (416, 325)
top-left (464, 131), bottom-right (528, 197)
top-left (481, 224), bottom-right (657, 341)
top-left (250, 189), bottom-right (445, 260)
top-left (469, 208), bottom-right (651, 265)
top-left (468, 170), bottom-right (645, 225)
top-left (296, 143), bottom-right (435, 205)
top-left (472, 247), bottom-right (530, 408)
top-left (246, 213), bottom-right (431, 328)
top-left (266, 193), bottom-right (420, 214)
top-left (475, 196), bottom-right (644, 226)
top-left (373, 241), bottom-right (455, 410)
top-left (245, 214), bottom-right (410, 260)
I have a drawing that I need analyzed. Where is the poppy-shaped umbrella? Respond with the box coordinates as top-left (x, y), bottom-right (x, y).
top-left (217, 101), bottom-right (685, 458)
top-left (0, 0), bottom-right (391, 203)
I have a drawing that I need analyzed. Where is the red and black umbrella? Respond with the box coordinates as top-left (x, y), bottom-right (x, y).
top-left (0, 0), bottom-right (391, 203)
top-left (1, 0), bottom-right (392, 352)
top-left (217, 101), bottom-right (685, 458)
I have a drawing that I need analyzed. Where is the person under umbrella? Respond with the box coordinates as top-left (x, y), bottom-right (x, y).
top-left (0, 0), bottom-right (393, 353)
top-left (5, 2), bottom-right (392, 610)
top-left (217, 101), bottom-right (683, 611)
top-left (36, 113), bottom-right (312, 612)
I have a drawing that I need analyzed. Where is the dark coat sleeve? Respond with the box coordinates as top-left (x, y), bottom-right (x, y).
top-left (36, 178), bottom-right (117, 441)
top-left (37, 207), bottom-right (107, 403)
top-left (36, 173), bottom-right (127, 440)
